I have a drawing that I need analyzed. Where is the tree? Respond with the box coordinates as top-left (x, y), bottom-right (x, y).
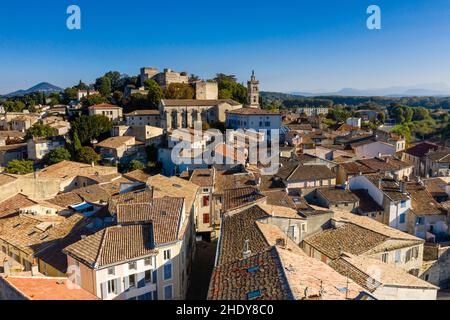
top-left (5, 160), bottom-right (34, 175)
top-left (145, 79), bottom-right (163, 109)
top-left (75, 80), bottom-right (89, 91)
top-left (412, 107), bottom-right (430, 121)
top-left (63, 87), bottom-right (78, 103)
top-left (127, 93), bottom-right (149, 111)
top-left (328, 108), bottom-right (352, 123)
top-left (43, 147), bottom-right (71, 165)
top-left (129, 160), bottom-right (145, 171)
top-left (81, 94), bottom-right (108, 108)
top-left (95, 76), bottom-right (112, 96)
top-left (214, 73), bottom-right (248, 104)
top-left (404, 108), bottom-right (413, 123)
top-left (163, 83), bottom-right (195, 99)
top-left (189, 74), bottom-right (200, 82)
top-left (391, 124), bottom-right (411, 143)
top-left (3, 100), bottom-right (25, 112)
top-left (25, 122), bottom-right (57, 140)
top-left (77, 146), bottom-right (100, 164)
top-left (104, 71), bottom-right (122, 92)
top-left (389, 105), bottom-right (406, 124)
top-left (70, 115), bottom-right (112, 145)
top-left (112, 91), bottom-right (124, 105)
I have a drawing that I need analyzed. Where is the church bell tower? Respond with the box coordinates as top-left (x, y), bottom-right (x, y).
top-left (247, 70), bottom-right (260, 108)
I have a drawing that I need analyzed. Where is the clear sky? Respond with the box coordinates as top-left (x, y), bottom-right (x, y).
top-left (1, 0), bottom-right (450, 94)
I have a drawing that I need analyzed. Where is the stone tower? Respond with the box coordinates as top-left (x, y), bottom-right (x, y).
top-left (247, 70), bottom-right (260, 108)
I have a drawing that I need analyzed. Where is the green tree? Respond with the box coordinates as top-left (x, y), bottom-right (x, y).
top-left (3, 100), bottom-right (25, 112)
top-left (412, 107), bottom-right (430, 121)
top-left (127, 93), bottom-right (150, 111)
top-left (112, 91), bottom-right (124, 105)
top-left (391, 124), bottom-right (411, 143)
top-left (43, 147), bottom-right (71, 165)
top-left (145, 79), bottom-right (163, 109)
top-left (63, 87), bottom-right (78, 103)
top-left (95, 76), bottom-right (112, 96)
top-left (404, 108), bottom-right (414, 123)
top-left (25, 122), bottom-right (57, 140)
top-left (163, 83), bottom-right (195, 99)
top-left (70, 115), bottom-right (112, 145)
top-left (129, 160), bottom-right (145, 171)
top-left (377, 112), bottom-right (386, 124)
top-left (75, 80), bottom-right (89, 91)
top-left (81, 94), bottom-right (108, 108)
top-left (214, 74), bottom-right (248, 104)
top-left (77, 146), bottom-right (100, 164)
top-left (5, 160), bottom-right (34, 175)
top-left (104, 71), bottom-right (122, 92)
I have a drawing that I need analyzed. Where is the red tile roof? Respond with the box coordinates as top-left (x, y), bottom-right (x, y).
top-left (1, 276), bottom-right (98, 300)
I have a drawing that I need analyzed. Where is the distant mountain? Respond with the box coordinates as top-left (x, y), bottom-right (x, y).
top-left (289, 83), bottom-right (450, 97)
top-left (3, 82), bottom-right (63, 97)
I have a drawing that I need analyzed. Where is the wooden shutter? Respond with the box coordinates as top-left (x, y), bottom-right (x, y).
top-left (101, 282), bottom-right (108, 299)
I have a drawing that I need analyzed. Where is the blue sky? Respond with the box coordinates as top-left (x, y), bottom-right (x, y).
top-left (1, 0), bottom-right (450, 94)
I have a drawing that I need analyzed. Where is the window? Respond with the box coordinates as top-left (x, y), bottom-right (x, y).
top-left (395, 250), bottom-right (401, 264)
top-left (129, 274), bottom-right (136, 288)
top-left (129, 261), bottom-right (137, 270)
top-left (164, 285), bottom-right (173, 300)
top-left (416, 217), bottom-right (425, 225)
top-left (288, 225), bottom-right (295, 238)
top-left (399, 213), bottom-right (406, 224)
top-left (202, 195), bottom-right (210, 207)
top-left (247, 290), bottom-right (262, 300)
top-left (108, 267), bottom-right (115, 276)
top-left (144, 257), bottom-right (152, 267)
top-left (164, 249), bottom-right (171, 260)
top-left (145, 270), bottom-right (152, 283)
top-left (203, 214), bottom-right (210, 224)
top-left (107, 279), bottom-right (116, 294)
top-left (152, 270), bottom-right (158, 284)
top-left (400, 200), bottom-right (407, 208)
top-left (138, 292), bottom-right (153, 300)
top-left (405, 249), bottom-right (412, 263)
top-left (381, 253), bottom-right (389, 263)
top-left (164, 263), bottom-right (172, 280)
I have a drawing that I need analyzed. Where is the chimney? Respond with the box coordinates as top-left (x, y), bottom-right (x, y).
top-left (378, 179), bottom-right (382, 190)
top-left (276, 238), bottom-right (286, 248)
top-left (91, 161), bottom-right (95, 168)
top-left (378, 152), bottom-right (382, 159)
top-left (243, 240), bottom-right (251, 259)
top-left (3, 260), bottom-right (11, 275)
top-left (31, 264), bottom-right (39, 277)
top-left (400, 181), bottom-right (407, 194)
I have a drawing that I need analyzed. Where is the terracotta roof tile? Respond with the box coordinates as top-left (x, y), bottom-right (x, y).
top-left (64, 224), bottom-right (157, 268)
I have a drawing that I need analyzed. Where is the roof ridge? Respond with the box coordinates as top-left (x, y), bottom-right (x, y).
top-left (94, 228), bottom-right (108, 268)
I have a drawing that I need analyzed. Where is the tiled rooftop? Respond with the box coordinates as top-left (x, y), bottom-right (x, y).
top-left (287, 165), bottom-right (335, 182)
top-left (223, 187), bottom-right (266, 212)
top-left (64, 224), bottom-right (157, 269)
top-left (1, 276), bottom-right (99, 300)
top-left (217, 205), bottom-right (270, 265)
